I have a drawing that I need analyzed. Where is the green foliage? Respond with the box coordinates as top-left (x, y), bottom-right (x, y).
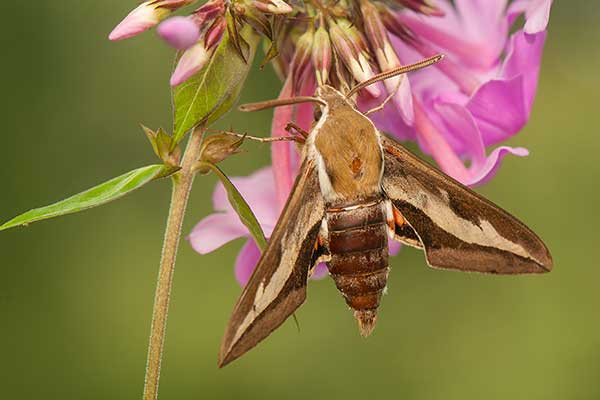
top-left (0, 165), bottom-right (179, 231)
top-left (171, 23), bottom-right (260, 146)
top-left (197, 161), bottom-right (267, 251)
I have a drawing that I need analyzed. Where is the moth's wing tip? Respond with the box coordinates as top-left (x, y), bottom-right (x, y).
top-left (217, 341), bottom-right (236, 368)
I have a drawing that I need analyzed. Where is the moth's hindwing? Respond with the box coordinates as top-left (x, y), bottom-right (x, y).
top-left (381, 137), bottom-right (553, 274)
top-left (218, 158), bottom-right (325, 367)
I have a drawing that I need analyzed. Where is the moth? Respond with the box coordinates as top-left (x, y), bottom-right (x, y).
top-left (218, 55), bottom-right (553, 367)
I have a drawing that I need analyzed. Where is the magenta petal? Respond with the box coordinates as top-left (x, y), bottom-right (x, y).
top-left (188, 213), bottom-right (246, 254)
top-left (271, 77), bottom-right (295, 208)
top-left (157, 16), bottom-right (200, 50)
top-left (464, 146), bottom-right (529, 187)
top-left (508, 0), bottom-right (553, 34)
top-left (311, 263), bottom-right (329, 280)
top-left (389, 239), bottom-right (402, 256)
top-left (235, 240), bottom-right (262, 287)
top-left (501, 30), bottom-right (547, 114)
top-left (467, 75), bottom-right (527, 146)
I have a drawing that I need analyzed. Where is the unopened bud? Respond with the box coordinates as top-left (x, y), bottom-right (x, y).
top-left (329, 20), bottom-right (380, 97)
top-left (142, 125), bottom-right (181, 165)
top-left (158, 16), bottom-right (200, 49)
top-left (362, 1), bottom-right (414, 124)
top-left (191, 0), bottom-right (226, 27)
top-left (291, 30), bottom-right (314, 88)
top-left (197, 133), bottom-right (245, 173)
top-left (312, 26), bottom-right (332, 85)
top-left (252, 0), bottom-right (293, 15)
top-left (109, 0), bottom-right (198, 41)
top-left (204, 17), bottom-right (226, 50)
top-left (170, 42), bottom-right (213, 86)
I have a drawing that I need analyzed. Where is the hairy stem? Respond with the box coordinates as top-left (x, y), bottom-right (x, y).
top-left (143, 126), bottom-right (205, 400)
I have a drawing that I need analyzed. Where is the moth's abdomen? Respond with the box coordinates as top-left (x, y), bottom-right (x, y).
top-left (326, 199), bottom-right (389, 337)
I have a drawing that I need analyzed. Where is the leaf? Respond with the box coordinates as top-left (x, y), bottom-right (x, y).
top-left (0, 165), bottom-right (179, 231)
top-left (172, 22), bottom-right (260, 145)
top-left (197, 161), bottom-right (267, 251)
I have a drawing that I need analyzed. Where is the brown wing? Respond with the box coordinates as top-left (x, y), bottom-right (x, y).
top-left (381, 137), bottom-right (552, 274)
top-left (218, 158), bottom-right (325, 367)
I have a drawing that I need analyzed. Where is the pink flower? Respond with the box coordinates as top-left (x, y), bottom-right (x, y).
top-left (188, 167), bottom-right (400, 286)
top-left (109, 0), bottom-right (197, 41)
top-left (365, 0), bottom-right (552, 186)
top-left (157, 16), bottom-right (200, 50)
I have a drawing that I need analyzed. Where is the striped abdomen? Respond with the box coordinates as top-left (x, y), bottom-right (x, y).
top-left (325, 199), bottom-right (389, 336)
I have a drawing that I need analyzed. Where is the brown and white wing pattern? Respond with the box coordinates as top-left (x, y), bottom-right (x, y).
top-left (381, 137), bottom-right (552, 274)
top-left (218, 158), bottom-right (325, 367)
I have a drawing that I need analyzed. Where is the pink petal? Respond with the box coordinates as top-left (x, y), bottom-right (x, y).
top-left (467, 76), bottom-right (527, 146)
top-left (170, 42), bottom-right (211, 86)
top-left (109, 2), bottom-right (162, 41)
top-left (188, 213), bottom-right (247, 254)
top-left (271, 76), bottom-right (295, 208)
top-left (464, 146), bottom-right (529, 187)
top-left (389, 240), bottom-right (402, 256)
top-left (235, 240), bottom-right (262, 287)
top-left (501, 30), bottom-right (547, 114)
top-left (508, 0), bottom-right (553, 34)
top-left (413, 98), bottom-right (471, 184)
top-left (157, 16), bottom-right (200, 50)
top-left (311, 263), bottom-right (329, 280)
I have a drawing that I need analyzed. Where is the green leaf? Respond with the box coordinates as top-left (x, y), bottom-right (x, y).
top-left (172, 22), bottom-right (260, 145)
top-left (197, 161), bottom-right (267, 251)
top-left (0, 165), bottom-right (178, 231)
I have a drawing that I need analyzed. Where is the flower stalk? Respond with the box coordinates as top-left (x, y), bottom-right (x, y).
top-left (143, 126), bottom-right (205, 400)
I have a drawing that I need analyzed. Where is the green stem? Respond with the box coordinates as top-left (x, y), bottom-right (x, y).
top-left (143, 127), bottom-right (205, 400)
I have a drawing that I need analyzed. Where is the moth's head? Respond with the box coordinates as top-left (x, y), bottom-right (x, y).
top-left (316, 85), bottom-right (352, 110)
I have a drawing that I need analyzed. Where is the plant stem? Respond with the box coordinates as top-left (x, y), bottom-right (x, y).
top-left (143, 126), bottom-right (205, 400)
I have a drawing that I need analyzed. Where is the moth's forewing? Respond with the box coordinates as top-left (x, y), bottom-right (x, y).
top-left (381, 137), bottom-right (552, 274)
top-left (218, 158), bottom-right (325, 367)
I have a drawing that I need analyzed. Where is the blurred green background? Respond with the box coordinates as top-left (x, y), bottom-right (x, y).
top-left (1, 1), bottom-right (599, 399)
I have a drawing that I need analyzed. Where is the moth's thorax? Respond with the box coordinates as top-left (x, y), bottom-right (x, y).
top-left (310, 85), bottom-right (384, 207)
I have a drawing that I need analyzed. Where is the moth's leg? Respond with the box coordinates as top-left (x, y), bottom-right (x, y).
top-left (216, 130), bottom-right (305, 144)
top-left (383, 199), bottom-right (423, 249)
top-left (285, 122), bottom-right (310, 139)
top-left (364, 78), bottom-right (403, 117)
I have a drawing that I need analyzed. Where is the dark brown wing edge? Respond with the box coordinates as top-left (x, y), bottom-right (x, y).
top-left (381, 137), bottom-right (553, 274)
top-left (218, 158), bottom-right (325, 367)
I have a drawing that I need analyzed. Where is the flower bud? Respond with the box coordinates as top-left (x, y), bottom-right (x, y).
top-left (170, 42), bottom-right (212, 86)
top-left (204, 17), bottom-right (226, 50)
top-left (329, 20), bottom-right (380, 97)
top-left (109, 0), bottom-right (197, 41)
top-left (361, 0), bottom-right (414, 124)
top-left (157, 16), bottom-right (200, 49)
top-left (252, 0), bottom-right (293, 15)
top-left (191, 0), bottom-right (226, 27)
top-left (291, 30), bottom-right (314, 89)
top-left (197, 133), bottom-right (245, 173)
top-left (312, 26), bottom-right (332, 85)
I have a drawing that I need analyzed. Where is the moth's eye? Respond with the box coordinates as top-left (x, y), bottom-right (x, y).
top-left (313, 107), bottom-right (323, 121)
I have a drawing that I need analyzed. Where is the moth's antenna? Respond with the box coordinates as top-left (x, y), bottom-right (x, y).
top-left (346, 54), bottom-right (444, 99)
top-left (239, 96), bottom-right (326, 112)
